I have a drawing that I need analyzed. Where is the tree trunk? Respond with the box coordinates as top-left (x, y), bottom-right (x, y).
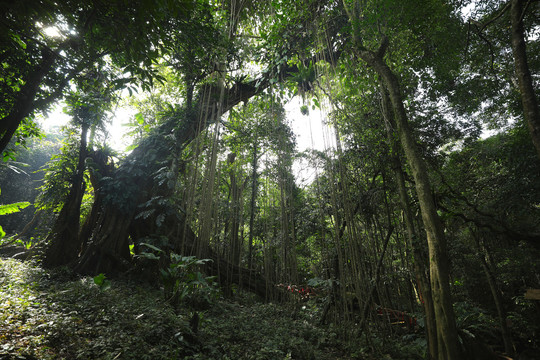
top-left (43, 123), bottom-right (89, 267)
top-left (227, 153), bottom-right (243, 267)
top-left (358, 226), bottom-right (393, 332)
top-left (473, 230), bottom-right (514, 356)
top-left (79, 149), bottom-right (115, 253)
top-left (510, 0), bottom-right (540, 160)
top-left (358, 43), bottom-right (461, 359)
top-left (381, 84), bottom-right (439, 359)
top-left (72, 77), bottom-right (263, 272)
top-left (74, 207), bottom-right (134, 274)
top-left (0, 49), bottom-right (56, 154)
top-left (248, 142), bottom-right (259, 270)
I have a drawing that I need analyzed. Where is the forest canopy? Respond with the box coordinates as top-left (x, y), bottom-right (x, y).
top-left (1, 1), bottom-right (539, 359)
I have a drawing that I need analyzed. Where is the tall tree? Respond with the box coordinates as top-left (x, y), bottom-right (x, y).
top-left (509, 0), bottom-right (540, 159)
top-left (70, 0), bottom-right (335, 276)
top-left (43, 71), bottom-right (114, 267)
top-left (340, 0), bottom-right (467, 358)
top-left (0, 0), bottom-right (196, 155)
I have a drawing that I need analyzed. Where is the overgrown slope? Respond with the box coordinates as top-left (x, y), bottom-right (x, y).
top-left (0, 259), bottom-right (357, 360)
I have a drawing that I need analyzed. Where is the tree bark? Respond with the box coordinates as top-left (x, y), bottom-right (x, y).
top-left (473, 230), bottom-right (514, 356)
top-left (357, 42), bottom-right (461, 359)
top-left (381, 85), bottom-right (438, 359)
top-left (43, 122), bottom-right (89, 267)
top-left (510, 0), bottom-right (540, 160)
top-left (227, 153), bottom-right (243, 267)
top-left (248, 142), bottom-right (259, 270)
top-left (79, 149), bottom-right (115, 253)
top-left (0, 49), bottom-right (57, 154)
top-left (74, 207), bottom-right (135, 274)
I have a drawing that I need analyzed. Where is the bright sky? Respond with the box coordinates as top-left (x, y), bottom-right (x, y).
top-left (40, 97), bottom-right (330, 149)
top-left (38, 102), bottom-right (134, 152)
top-left (285, 97), bottom-right (336, 185)
top-left (38, 96), bottom-right (334, 185)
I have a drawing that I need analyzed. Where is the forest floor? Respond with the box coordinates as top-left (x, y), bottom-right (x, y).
top-left (0, 258), bottom-right (407, 360)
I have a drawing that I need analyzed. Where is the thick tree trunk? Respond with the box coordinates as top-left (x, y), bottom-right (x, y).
top-left (74, 207), bottom-right (134, 274)
top-left (358, 43), bottom-right (461, 360)
top-left (43, 123), bottom-right (89, 267)
top-left (70, 43), bottom-right (336, 296)
top-left (79, 149), bottom-right (115, 252)
top-left (73, 79), bottom-right (263, 273)
top-left (381, 85), bottom-right (439, 359)
top-left (0, 49), bottom-right (56, 154)
top-left (510, 0), bottom-right (540, 160)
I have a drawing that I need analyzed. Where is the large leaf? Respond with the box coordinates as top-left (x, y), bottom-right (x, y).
top-left (0, 202), bottom-right (30, 215)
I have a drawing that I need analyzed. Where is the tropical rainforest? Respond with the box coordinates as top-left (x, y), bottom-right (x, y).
top-left (1, 0), bottom-right (539, 359)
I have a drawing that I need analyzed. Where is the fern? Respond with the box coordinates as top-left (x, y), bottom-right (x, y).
top-left (0, 202), bottom-right (31, 215)
top-left (0, 195), bottom-right (31, 239)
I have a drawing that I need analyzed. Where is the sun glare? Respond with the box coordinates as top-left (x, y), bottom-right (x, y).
top-left (43, 26), bottom-right (62, 38)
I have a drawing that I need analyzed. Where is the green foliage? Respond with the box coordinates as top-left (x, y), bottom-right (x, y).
top-left (35, 129), bottom-right (81, 212)
top-left (0, 258), bottom-right (194, 359)
top-left (0, 259), bottom-right (369, 359)
top-left (139, 245), bottom-right (218, 310)
top-left (3, 118), bottom-right (45, 161)
top-left (0, 188), bottom-right (31, 239)
top-left (0, 135), bottom-right (63, 237)
top-left (2, 2), bottom-right (539, 359)
top-left (199, 297), bottom-right (348, 360)
top-left (92, 273), bottom-right (111, 291)
top-left (439, 126), bottom-right (540, 250)
top-left (452, 301), bottom-right (506, 347)
top-left (0, 201), bottom-right (30, 216)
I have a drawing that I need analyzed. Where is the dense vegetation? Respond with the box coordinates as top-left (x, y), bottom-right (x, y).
top-left (1, 0), bottom-right (539, 359)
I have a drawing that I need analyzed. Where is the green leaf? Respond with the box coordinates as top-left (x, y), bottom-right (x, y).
top-left (93, 273), bottom-right (111, 290)
top-left (93, 273), bottom-right (106, 286)
top-left (140, 252), bottom-right (160, 260)
top-left (0, 202), bottom-right (30, 215)
top-left (11, 34), bottom-right (26, 49)
top-left (135, 113), bottom-right (145, 125)
top-left (141, 243), bottom-right (163, 253)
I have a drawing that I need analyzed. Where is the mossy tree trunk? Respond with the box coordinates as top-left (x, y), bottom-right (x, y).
top-left (72, 80), bottom-right (266, 276)
top-left (0, 49), bottom-right (57, 153)
top-left (510, 0), bottom-right (540, 160)
top-left (78, 149), bottom-right (115, 253)
top-left (43, 122), bottom-right (89, 268)
top-left (357, 41), bottom-right (461, 360)
top-left (381, 85), bottom-right (439, 359)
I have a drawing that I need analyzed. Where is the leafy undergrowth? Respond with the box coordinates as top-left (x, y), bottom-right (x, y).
top-left (0, 258), bottom-right (191, 359)
top-left (0, 259), bottom-right (365, 359)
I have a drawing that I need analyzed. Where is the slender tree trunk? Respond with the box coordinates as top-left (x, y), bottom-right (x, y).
top-left (510, 0), bottom-right (540, 160)
top-left (357, 43), bottom-right (460, 360)
top-left (228, 153), bottom-right (243, 267)
top-left (358, 226), bottom-right (393, 332)
top-left (381, 85), bottom-right (438, 359)
top-left (248, 143), bottom-right (258, 270)
top-left (472, 230), bottom-right (514, 356)
top-left (43, 123), bottom-right (89, 267)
